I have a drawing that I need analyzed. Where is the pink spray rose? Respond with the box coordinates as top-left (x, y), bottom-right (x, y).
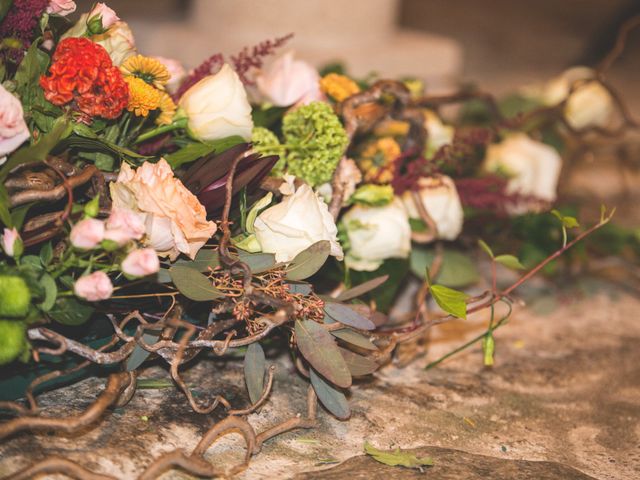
top-left (88, 3), bottom-right (119, 29)
top-left (104, 207), bottom-right (145, 246)
top-left (1, 228), bottom-right (22, 257)
top-left (70, 218), bottom-right (105, 249)
top-left (46, 0), bottom-right (76, 16)
top-left (256, 51), bottom-right (323, 107)
top-left (121, 248), bottom-right (160, 277)
top-left (74, 271), bottom-right (113, 301)
top-left (0, 85), bottom-right (30, 164)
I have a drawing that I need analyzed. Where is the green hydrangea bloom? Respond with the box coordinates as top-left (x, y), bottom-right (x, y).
top-left (0, 319), bottom-right (27, 365)
top-left (252, 127), bottom-right (287, 178)
top-left (282, 102), bottom-right (348, 186)
top-left (0, 275), bottom-right (31, 318)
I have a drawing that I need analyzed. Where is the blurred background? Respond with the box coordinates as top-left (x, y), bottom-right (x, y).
top-left (73, 0), bottom-right (640, 220)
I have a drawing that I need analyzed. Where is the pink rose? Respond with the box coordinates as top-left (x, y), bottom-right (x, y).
top-left (70, 218), bottom-right (105, 249)
top-left (46, 0), bottom-right (76, 16)
top-left (1, 228), bottom-right (22, 257)
top-left (104, 207), bottom-right (145, 246)
top-left (0, 85), bottom-right (30, 162)
top-left (89, 3), bottom-right (119, 29)
top-left (256, 51), bottom-right (322, 107)
top-left (121, 248), bottom-right (160, 277)
top-left (153, 56), bottom-right (186, 94)
top-left (110, 159), bottom-right (217, 260)
top-left (74, 271), bottom-right (113, 301)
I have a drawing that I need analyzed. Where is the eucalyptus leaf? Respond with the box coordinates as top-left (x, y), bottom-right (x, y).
top-left (336, 275), bottom-right (389, 302)
top-left (295, 319), bottom-right (351, 388)
top-left (324, 302), bottom-right (375, 331)
top-left (494, 254), bottom-right (525, 270)
top-left (169, 266), bottom-right (223, 301)
top-left (339, 348), bottom-right (378, 376)
top-left (173, 249), bottom-right (220, 272)
top-left (430, 284), bottom-right (469, 319)
top-left (285, 241), bottom-right (331, 281)
top-left (244, 343), bottom-right (266, 404)
top-left (309, 368), bottom-right (350, 420)
top-left (236, 250), bottom-right (277, 274)
top-left (126, 331), bottom-right (160, 371)
top-left (287, 282), bottom-right (313, 295)
top-left (331, 329), bottom-right (377, 351)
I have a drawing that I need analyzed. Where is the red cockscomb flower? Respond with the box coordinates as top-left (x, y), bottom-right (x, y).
top-left (40, 37), bottom-right (129, 119)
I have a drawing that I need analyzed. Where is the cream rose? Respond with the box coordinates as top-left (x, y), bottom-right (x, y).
top-left (342, 198), bottom-right (411, 272)
top-left (543, 66), bottom-right (613, 130)
top-left (178, 64), bottom-right (253, 141)
top-left (110, 159), bottom-right (216, 260)
top-left (256, 51), bottom-right (322, 107)
top-left (424, 110), bottom-right (454, 158)
top-left (0, 85), bottom-right (30, 163)
top-left (484, 133), bottom-right (562, 213)
top-left (253, 182), bottom-right (343, 263)
top-left (402, 175), bottom-right (463, 241)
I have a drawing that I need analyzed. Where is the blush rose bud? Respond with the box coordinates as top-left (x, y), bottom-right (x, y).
top-left (104, 207), bottom-right (146, 246)
top-left (1, 228), bottom-right (23, 258)
top-left (87, 3), bottom-right (119, 33)
top-left (121, 248), bottom-right (160, 277)
top-left (70, 218), bottom-right (105, 249)
top-left (74, 271), bottom-right (114, 302)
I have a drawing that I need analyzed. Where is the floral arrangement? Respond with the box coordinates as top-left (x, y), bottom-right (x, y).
top-left (0, 2), bottom-right (638, 478)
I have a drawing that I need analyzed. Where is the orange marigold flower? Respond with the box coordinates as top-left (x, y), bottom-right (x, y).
top-left (357, 137), bottom-right (401, 184)
top-left (39, 37), bottom-right (128, 119)
top-left (319, 73), bottom-right (360, 102)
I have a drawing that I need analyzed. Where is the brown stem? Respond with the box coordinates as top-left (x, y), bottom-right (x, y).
top-left (9, 165), bottom-right (97, 207)
top-left (6, 456), bottom-right (117, 480)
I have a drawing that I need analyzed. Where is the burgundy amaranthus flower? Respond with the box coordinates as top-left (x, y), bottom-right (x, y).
top-left (391, 149), bottom-right (436, 195)
top-left (231, 33), bottom-right (294, 85)
top-left (455, 176), bottom-right (541, 216)
top-left (173, 53), bottom-right (224, 100)
top-left (0, 0), bottom-right (49, 62)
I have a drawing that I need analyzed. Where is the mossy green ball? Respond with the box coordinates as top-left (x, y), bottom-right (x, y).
top-left (0, 319), bottom-right (27, 365)
top-left (0, 275), bottom-right (31, 318)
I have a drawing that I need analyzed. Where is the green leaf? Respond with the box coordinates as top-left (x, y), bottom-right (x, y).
top-left (494, 254), bottom-right (525, 270)
top-left (364, 442), bottom-right (434, 469)
top-left (136, 378), bottom-right (174, 389)
top-left (287, 282), bottom-right (312, 295)
top-left (285, 240), bottom-right (331, 280)
top-left (551, 209), bottom-right (580, 229)
top-left (295, 319), bottom-right (351, 388)
top-left (39, 242), bottom-right (53, 266)
top-left (9, 202), bottom-right (34, 229)
top-left (244, 343), bottom-right (266, 404)
top-left (48, 297), bottom-right (94, 326)
top-left (126, 331), bottom-right (160, 371)
top-left (478, 239), bottom-right (494, 258)
top-left (38, 273), bottom-right (57, 312)
top-left (482, 332), bottom-right (495, 367)
top-left (349, 258), bottom-right (409, 313)
top-left (410, 248), bottom-right (480, 288)
top-left (245, 192), bottom-right (273, 234)
top-left (331, 329), bottom-right (377, 351)
top-left (0, 185), bottom-right (11, 227)
top-left (324, 302), bottom-right (375, 330)
top-left (339, 348), bottom-right (378, 376)
top-left (0, 1), bottom-right (13, 23)
top-left (336, 275), bottom-right (389, 302)
top-left (169, 266), bottom-right (223, 301)
top-left (430, 284), bottom-right (469, 319)
top-left (0, 118), bottom-right (70, 182)
top-left (236, 250), bottom-right (277, 274)
top-left (172, 249), bottom-right (220, 272)
top-left (309, 368), bottom-right (350, 420)
top-left (165, 136), bottom-right (245, 169)
top-left (14, 40), bottom-right (50, 112)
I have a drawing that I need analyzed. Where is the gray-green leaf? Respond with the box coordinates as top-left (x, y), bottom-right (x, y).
top-left (285, 241), bottom-right (331, 281)
top-left (324, 302), bottom-right (375, 330)
top-left (169, 266), bottom-right (223, 301)
top-left (494, 254), bottom-right (525, 270)
top-left (310, 368), bottom-right (350, 420)
top-left (244, 343), bottom-right (266, 404)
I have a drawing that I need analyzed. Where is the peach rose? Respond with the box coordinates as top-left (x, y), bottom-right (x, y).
top-left (70, 218), bottom-right (105, 249)
top-left (74, 271), bottom-right (113, 301)
top-left (104, 207), bottom-right (145, 246)
top-left (0, 84), bottom-right (30, 163)
top-left (110, 159), bottom-right (216, 260)
top-left (46, 0), bottom-right (76, 16)
top-left (121, 248), bottom-right (160, 277)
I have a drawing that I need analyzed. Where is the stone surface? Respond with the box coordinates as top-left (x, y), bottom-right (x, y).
top-left (0, 282), bottom-right (639, 479)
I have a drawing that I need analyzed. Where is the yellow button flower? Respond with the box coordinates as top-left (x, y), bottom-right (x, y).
top-left (124, 77), bottom-right (162, 117)
top-left (121, 55), bottom-right (170, 89)
top-left (320, 73), bottom-right (360, 102)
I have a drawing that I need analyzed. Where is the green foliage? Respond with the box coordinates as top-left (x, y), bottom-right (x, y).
top-left (324, 302), bottom-right (375, 330)
top-left (336, 275), bottom-right (388, 302)
top-left (0, 0), bottom-right (13, 23)
top-left (410, 248), bottom-right (480, 288)
top-left (295, 319), bottom-right (351, 388)
top-left (281, 102), bottom-right (348, 186)
top-left (551, 209), bottom-right (580, 247)
top-left (339, 347), bottom-right (378, 376)
top-left (48, 297), bottom-right (94, 326)
top-left (244, 343), bottom-right (266, 404)
top-left (494, 254), bottom-right (525, 270)
top-left (364, 442), bottom-right (434, 469)
top-left (169, 266), bottom-right (224, 301)
top-left (164, 136), bottom-right (245, 169)
top-left (430, 284), bottom-right (469, 319)
top-left (309, 368), bottom-right (350, 419)
top-left (331, 328), bottom-right (377, 351)
top-left (348, 184), bottom-right (394, 207)
top-left (285, 241), bottom-right (331, 281)
top-left (350, 258), bottom-right (409, 313)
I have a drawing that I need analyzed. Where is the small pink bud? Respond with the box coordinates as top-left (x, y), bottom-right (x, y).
top-left (104, 208), bottom-right (145, 246)
top-left (70, 218), bottom-right (105, 249)
top-left (121, 248), bottom-right (160, 277)
top-left (1, 228), bottom-right (22, 257)
top-left (89, 3), bottom-right (119, 30)
top-left (74, 271), bottom-right (113, 301)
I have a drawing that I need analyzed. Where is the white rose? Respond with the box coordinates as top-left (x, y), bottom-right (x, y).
top-left (0, 84), bottom-right (30, 162)
top-left (256, 51), bottom-right (322, 107)
top-left (484, 133), bottom-right (562, 214)
top-left (543, 66), bottom-right (613, 130)
top-left (254, 183), bottom-right (343, 263)
top-left (402, 175), bottom-right (463, 241)
top-left (424, 110), bottom-right (454, 157)
top-left (343, 198), bottom-right (411, 272)
top-left (179, 64), bottom-right (253, 141)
